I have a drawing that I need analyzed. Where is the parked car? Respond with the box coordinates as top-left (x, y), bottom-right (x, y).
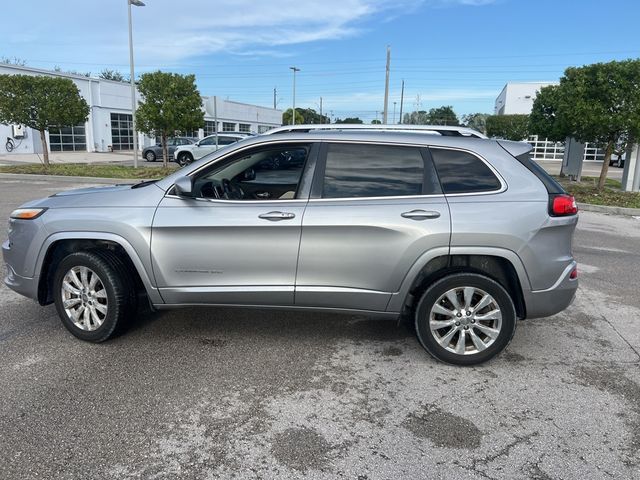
top-left (142, 137), bottom-right (196, 162)
top-left (173, 133), bottom-right (247, 166)
top-left (609, 154), bottom-right (625, 168)
top-left (3, 126), bottom-right (579, 365)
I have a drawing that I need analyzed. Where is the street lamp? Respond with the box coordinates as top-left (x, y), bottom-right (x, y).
top-left (290, 66), bottom-right (300, 125)
top-left (128, 0), bottom-right (145, 168)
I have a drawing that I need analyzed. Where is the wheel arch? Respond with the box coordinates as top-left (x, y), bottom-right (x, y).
top-left (36, 232), bottom-right (161, 306)
top-left (388, 248), bottom-right (530, 320)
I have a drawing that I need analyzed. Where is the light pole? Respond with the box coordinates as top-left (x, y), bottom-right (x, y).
top-left (290, 66), bottom-right (300, 125)
top-left (128, 0), bottom-right (144, 168)
top-left (393, 102), bottom-right (397, 124)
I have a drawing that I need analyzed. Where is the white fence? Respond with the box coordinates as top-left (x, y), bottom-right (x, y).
top-left (527, 135), bottom-right (605, 162)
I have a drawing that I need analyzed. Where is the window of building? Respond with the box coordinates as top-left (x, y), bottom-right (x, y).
top-left (258, 125), bottom-right (273, 134)
top-left (238, 123), bottom-right (251, 133)
top-left (110, 113), bottom-right (133, 150)
top-left (180, 129), bottom-right (200, 139)
top-left (204, 121), bottom-right (218, 136)
top-left (322, 143), bottom-right (427, 199)
top-left (430, 148), bottom-right (501, 194)
top-left (222, 122), bottom-right (236, 132)
top-left (49, 124), bottom-right (87, 152)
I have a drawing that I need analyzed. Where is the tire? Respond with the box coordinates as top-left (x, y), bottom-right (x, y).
top-left (145, 150), bottom-right (156, 162)
top-left (414, 273), bottom-right (516, 366)
top-left (53, 250), bottom-right (137, 342)
top-left (177, 152), bottom-right (193, 167)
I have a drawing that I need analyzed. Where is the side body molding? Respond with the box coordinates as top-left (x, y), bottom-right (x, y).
top-left (35, 231), bottom-right (163, 304)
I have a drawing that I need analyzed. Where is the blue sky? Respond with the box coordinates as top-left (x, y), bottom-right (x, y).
top-left (2, 0), bottom-right (640, 122)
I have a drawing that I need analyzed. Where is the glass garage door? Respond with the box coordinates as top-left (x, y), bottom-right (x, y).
top-left (110, 113), bottom-right (133, 150)
top-left (49, 125), bottom-right (87, 151)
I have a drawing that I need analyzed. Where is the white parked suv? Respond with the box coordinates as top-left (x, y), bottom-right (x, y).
top-left (174, 133), bottom-right (247, 166)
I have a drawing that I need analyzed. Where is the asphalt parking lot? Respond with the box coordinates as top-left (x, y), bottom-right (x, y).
top-left (1, 176), bottom-right (639, 480)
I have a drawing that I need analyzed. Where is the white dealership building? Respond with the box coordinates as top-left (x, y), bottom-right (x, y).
top-left (494, 81), bottom-right (605, 162)
top-left (0, 64), bottom-right (282, 155)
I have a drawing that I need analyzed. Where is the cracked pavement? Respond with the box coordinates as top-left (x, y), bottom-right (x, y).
top-left (0, 176), bottom-right (639, 479)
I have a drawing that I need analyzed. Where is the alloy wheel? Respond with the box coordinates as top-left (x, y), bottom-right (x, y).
top-left (61, 266), bottom-right (108, 331)
top-left (429, 286), bottom-right (502, 355)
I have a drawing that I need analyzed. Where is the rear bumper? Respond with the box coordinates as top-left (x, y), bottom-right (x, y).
top-left (523, 261), bottom-right (578, 319)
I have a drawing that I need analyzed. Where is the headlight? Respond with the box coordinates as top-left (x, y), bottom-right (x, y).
top-left (10, 208), bottom-right (47, 220)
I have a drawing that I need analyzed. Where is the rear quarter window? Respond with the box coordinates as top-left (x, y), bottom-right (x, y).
top-left (430, 148), bottom-right (502, 194)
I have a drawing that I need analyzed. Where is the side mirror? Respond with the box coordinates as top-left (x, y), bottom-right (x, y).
top-left (243, 168), bottom-right (256, 181)
top-left (174, 176), bottom-right (194, 197)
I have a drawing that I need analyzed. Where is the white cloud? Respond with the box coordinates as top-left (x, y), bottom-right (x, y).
top-left (0, 0), bottom-right (496, 67)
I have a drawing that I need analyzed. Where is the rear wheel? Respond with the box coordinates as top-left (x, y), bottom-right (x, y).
top-left (53, 251), bottom-right (136, 342)
top-left (414, 273), bottom-right (516, 365)
top-left (177, 152), bottom-right (193, 167)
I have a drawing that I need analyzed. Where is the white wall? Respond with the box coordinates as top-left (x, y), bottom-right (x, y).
top-left (494, 82), bottom-right (557, 115)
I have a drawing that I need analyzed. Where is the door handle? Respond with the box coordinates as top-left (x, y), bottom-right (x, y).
top-left (401, 209), bottom-right (441, 220)
top-left (258, 211), bottom-right (296, 221)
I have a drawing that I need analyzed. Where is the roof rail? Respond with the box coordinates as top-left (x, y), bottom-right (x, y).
top-left (263, 124), bottom-right (487, 139)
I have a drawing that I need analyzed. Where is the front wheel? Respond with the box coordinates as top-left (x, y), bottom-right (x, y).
top-left (145, 150), bottom-right (156, 162)
top-left (53, 250), bottom-right (136, 342)
top-left (414, 273), bottom-right (516, 365)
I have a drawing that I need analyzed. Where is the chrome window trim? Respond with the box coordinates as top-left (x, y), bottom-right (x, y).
top-left (311, 139), bottom-right (506, 201)
top-left (163, 194), bottom-right (308, 205)
top-left (428, 145), bottom-right (507, 197)
top-left (166, 138), bottom-right (507, 202)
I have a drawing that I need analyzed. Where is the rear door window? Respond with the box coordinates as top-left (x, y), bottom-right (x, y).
top-left (321, 143), bottom-right (439, 198)
top-left (430, 148), bottom-right (502, 194)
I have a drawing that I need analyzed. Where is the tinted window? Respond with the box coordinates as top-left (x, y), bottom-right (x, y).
top-left (322, 143), bottom-right (426, 198)
top-left (431, 148), bottom-right (501, 194)
top-left (194, 145), bottom-right (309, 201)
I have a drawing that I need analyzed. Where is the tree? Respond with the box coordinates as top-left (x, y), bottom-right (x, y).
top-left (297, 108), bottom-right (328, 124)
top-left (486, 114), bottom-right (530, 141)
top-left (403, 110), bottom-right (429, 125)
top-left (136, 71), bottom-right (204, 167)
top-left (282, 108), bottom-right (305, 125)
top-left (426, 106), bottom-right (460, 126)
top-left (371, 119), bottom-right (382, 124)
top-left (529, 85), bottom-right (567, 142)
top-left (334, 117), bottom-right (364, 124)
top-left (0, 56), bottom-right (27, 66)
top-left (0, 74), bottom-right (89, 165)
top-left (99, 69), bottom-right (126, 82)
top-left (462, 113), bottom-right (490, 134)
top-left (530, 60), bottom-right (640, 190)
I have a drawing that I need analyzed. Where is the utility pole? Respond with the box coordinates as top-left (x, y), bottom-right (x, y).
top-left (319, 97), bottom-right (323, 123)
top-left (127, 0), bottom-right (145, 168)
top-left (393, 102), bottom-right (397, 124)
top-left (383, 45), bottom-right (391, 124)
top-left (399, 79), bottom-right (405, 124)
top-left (273, 87), bottom-right (277, 109)
top-left (289, 66), bottom-right (300, 125)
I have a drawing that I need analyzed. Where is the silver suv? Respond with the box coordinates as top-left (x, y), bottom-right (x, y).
top-left (3, 128), bottom-right (579, 365)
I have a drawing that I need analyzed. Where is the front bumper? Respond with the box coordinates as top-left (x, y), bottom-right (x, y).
top-left (523, 261), bottom-right (578, 319)
top-left (4, 259), bottom-right (39, 301)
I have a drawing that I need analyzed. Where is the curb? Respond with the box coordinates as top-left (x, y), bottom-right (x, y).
top-left (0, 173), bottom-right (145, 184)
top-left (577, 202), bottom-right (640, 217)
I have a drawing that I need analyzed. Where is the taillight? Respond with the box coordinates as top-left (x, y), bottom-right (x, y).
top-left (550, 194), bottom-right (578, 216)
top-left (569, 267), bottom-right (578, 280)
